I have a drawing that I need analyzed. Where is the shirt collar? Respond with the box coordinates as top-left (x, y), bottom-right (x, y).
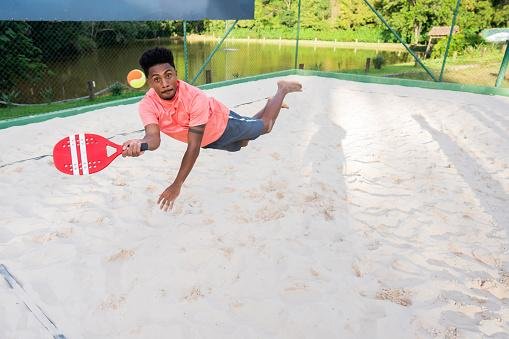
top-left (153, 80), bottom-right (180, 111)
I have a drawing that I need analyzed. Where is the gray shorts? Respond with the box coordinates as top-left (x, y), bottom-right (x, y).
top-left (204, 111), bottom-right (265, 152)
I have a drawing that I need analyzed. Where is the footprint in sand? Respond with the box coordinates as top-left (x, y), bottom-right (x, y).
top-left (94, 213), bottom-right (113, 225)
top-left (284, 282), bottom-right (309, 292)
top-left (98, 294), bottom-right (126, 311)
top-left (112, 177), bottom-right (127, 186)
top-left (32, 227), bottom-right (74, 243)
top-left (499, 270), bottom-right (509, 287)
top-left (220, 247), bottom-right (234, 260)
top-left (261, 181), bottom-right (278, 193)
top-left (304, 192), bottom-right (320, 203)
top-left (107, 249), bottom-right (135, 262)
top-left (261, 180), bottom-right (288, 193)
top-left (303, 192), bottom-right (336, 220)
top-left (310, 268), bottom-right (320, 277)
top-left (352, 262), bottom-right (362, 278)
top-left (183, 287), bottom-right (210, 302)
top-left (375, 288), bottom-right (412, 307)
top-left (270, 152), bottom-right (281, 160)
top-left (444, 327), bottom-right (458, 339)
top-left (255, 204), bottom-right (285, 222)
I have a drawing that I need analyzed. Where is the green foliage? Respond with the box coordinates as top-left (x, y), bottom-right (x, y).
top-left (300, 0), bottom-right (331, 30)
top-left (375, 0), bottom-right (507, 45)
top-left (311, 62), bottom-right (323, 70)
top-left (373, 55), bottom-right (385, 69)
top-left (336, 0), bottom-right (378, 29)
top-left (93, 22), bottom-right (141, 47)
top-left (207, 0), bottom-right (505, 46)
top-left (40, 87), bottom-right (54, 103)
top-left (30, 22), bottom-right (91, 60)
top-left (212, 26), bottom-right (384, 42)
top-left (376, 0), bottom-right (458, 44)
top-left (430, 32), bottom-right (483, 58)
top-left (492, 0), bottom-right (509, 27)
top-left (0, 90), bottom-right (20, 106)
top-left (0, 22), bottom-right (48, 92)
top-left (280, 10), bottom-right (298, 27)
top-left (109, 82), bottom-right (125, 96)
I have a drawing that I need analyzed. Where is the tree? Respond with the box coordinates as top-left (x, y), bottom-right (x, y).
top-left (336, 0), bottom-right (377, 29)
top-left (29, 22), bottom-right (95, 60)
top-left (375, 0), bottom-right (457, 44)
top-left (0, 22), bottom-right (47, 93)
top-left (301, 0), bottom-right (331, 30)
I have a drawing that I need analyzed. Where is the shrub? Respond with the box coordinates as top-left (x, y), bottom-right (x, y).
top-left (0, 90), bottom-right (20, 106)
top-left (373, 55), bottom-right (384, 69)
top-left (431, 33), bottom-right (482, 59)
top-left (110, 82), bottom-right (125, 96)
top-left (40, 87), bottom-right (54, 103)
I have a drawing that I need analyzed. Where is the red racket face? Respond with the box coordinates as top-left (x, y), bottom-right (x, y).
top-left (53, 133), bottom-right (122, 175)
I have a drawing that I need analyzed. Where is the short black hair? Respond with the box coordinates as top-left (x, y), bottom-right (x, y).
top-left (139, 47), bottom-right (176, 76)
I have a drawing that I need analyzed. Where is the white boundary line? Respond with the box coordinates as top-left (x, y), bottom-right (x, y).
top-left (0, 264), bottom-right (67, 339)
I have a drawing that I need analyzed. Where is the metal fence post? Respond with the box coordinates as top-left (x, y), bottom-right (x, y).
top-left (294, 0), bottom-right (302, 70)
top-left (496, 40), bottom-right (509, 88)
top-left (190, 20), bottom-right (238, 85)
top-left (439, 0), bottom-right (461, 82)
top-left (183, 20), bottom-right (189, 83)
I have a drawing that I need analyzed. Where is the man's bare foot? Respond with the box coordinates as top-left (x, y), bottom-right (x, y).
top-left (240, 140), bottom-right (249, 147)
top-left (277, 80), bottom-right (303, 95)
top-left (265, 96), bottom-right (289, 109)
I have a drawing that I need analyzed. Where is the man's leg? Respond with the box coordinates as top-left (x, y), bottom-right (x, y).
top-left (252, 80), bottom-right (302, 133)
top-left (252, 97), bottom-right (289, 120)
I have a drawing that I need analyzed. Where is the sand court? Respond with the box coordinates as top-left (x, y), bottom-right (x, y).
top-left (0, 76), bottom-right (508, 338)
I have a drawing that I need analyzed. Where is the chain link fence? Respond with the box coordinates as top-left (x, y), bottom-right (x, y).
top-left (0, 3), bottom-right (507, 107)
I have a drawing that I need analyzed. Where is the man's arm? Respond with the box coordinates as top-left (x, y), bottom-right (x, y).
top-left (141, 123), bottom-right (161, 151)
top-left (122, 123), bottom-right (161, 157)
top-left (173, 124), bottom-right (205, 185)
top-left (157, 124), bottom-right (205, 211)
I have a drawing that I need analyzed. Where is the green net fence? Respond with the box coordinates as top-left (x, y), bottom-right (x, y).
top-left (0, 0), bottom-right (508, 107)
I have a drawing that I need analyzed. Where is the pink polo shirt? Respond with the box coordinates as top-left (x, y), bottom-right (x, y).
top-left (138, 80), bottom-right (229, 146)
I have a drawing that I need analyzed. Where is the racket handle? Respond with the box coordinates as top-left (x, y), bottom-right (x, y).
top-left (140, 143), bottom-right (149, 152)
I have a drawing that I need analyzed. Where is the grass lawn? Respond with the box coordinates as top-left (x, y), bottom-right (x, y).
top-left (346, 52), bottom-right (508, 88)
top-left (0, 91), bottom-right (144, 121)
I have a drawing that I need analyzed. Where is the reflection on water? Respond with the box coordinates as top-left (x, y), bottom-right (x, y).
top-left (18, 39), bottom-right (410, 103)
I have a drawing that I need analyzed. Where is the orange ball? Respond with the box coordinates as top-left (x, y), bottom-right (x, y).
top-left (127, 69), bottom-right (146, 88)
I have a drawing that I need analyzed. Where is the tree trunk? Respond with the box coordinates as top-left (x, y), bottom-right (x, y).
top-left (330, 0), bottom-right (339, 19)
top-left (413, 22), bottom-right (422, 44)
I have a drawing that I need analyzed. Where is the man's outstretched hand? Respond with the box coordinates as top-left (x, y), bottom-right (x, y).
top-left (158, 183), bottom-right (181, 211)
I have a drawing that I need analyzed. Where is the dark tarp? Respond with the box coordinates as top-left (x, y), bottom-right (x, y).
top-left (1, 0), bottom-right (254, 21)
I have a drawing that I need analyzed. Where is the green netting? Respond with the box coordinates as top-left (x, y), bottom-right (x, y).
top-left (0, 0), bottom-right (507, 110)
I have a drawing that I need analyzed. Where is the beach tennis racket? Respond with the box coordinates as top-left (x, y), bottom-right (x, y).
top-left (53, 133), bottom-right (148, 175)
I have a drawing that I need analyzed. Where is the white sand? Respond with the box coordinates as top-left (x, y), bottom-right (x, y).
top-left (0, 76), bottom-right (508, 339)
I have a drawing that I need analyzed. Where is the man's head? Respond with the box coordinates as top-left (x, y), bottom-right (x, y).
top-left (139, 47), bottom-right (178, 100)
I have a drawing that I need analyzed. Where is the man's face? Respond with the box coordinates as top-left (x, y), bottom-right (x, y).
top-left (148, 63), bottom-right (178, 100)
